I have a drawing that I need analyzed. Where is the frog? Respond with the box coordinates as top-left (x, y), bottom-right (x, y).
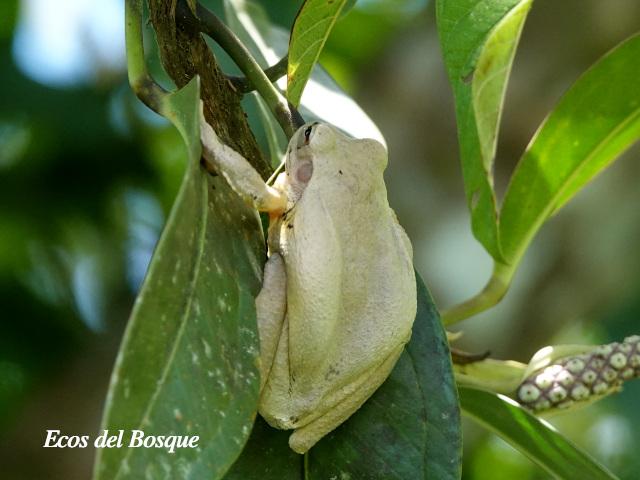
top-left (200, 104), bottom-right (417, 454)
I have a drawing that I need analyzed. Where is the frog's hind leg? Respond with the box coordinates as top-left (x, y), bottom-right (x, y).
top-left (288, 342), bottom-right (405, 454)
top-left (255, 253), bottom-right (287, 391)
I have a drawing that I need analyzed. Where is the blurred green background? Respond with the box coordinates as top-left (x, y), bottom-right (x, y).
top-left (1, 0), bottom-right (639, 478)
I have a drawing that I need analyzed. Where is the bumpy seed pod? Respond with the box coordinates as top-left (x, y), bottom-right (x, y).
top-left (516, 335), bottom-right (640, 413)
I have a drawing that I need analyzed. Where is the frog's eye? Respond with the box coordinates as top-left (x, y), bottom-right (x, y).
top-left (304, 126), bottom-right (313, 144)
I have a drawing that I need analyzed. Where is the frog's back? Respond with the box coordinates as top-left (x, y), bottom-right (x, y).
top-left (275, 151), bottom-right (416, 412)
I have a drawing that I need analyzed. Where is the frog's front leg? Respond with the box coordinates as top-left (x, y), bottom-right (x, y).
top-left (255, 253), bottom-right (287, 391)
top-left (199, 103), bottom-right (287, 214)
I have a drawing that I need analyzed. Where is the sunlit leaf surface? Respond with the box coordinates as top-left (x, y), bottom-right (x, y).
top-left (287, 0), bottom-right (349, 107)
top-left (500, 33), bottom-right (640, 266)
top-left (436, 0), bottom-right (533, 260)
top-left (500, 35), bottom-right (640, 263)
top-left (460, 387), bottom-right (619, 479)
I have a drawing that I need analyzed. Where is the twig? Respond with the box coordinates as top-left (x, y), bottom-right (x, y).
top-left (440, 262), bottom-right (515, 326)
top-left (125, 0), bottom-right (167, 114)
top-left (178, 1), bottom-right (304, 138)
top-left (228, 56), bottom-right (289, 93)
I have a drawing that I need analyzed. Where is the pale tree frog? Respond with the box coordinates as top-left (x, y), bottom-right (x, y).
top-left (200, 106), bottom-right (416, 454)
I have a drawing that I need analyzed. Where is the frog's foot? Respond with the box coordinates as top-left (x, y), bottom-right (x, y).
top-left (288, 342), bottom-right (405, 454)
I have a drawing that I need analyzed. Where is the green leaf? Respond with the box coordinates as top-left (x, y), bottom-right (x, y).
top-left (225, 274), bottom-right (462, 479)
top-left (473, 0), bottom-right (532, 169)
top-left (224, 417), bottom-right (301, 480)
top-left (459, 387), bottom-right (618, 479)
top-left (0, 0), bottom-right (18, 39)
top-left (436, 0), bottom-right (533, 261)
top-left (499, 33), bottom-right (640, 265)
top-left (287, 0), bottom-right (349, 107)
top-left (224, 0), bottom-right (386, 145)
top-left (94, 78), bottom-right (266, 480)
top-left (258, 97), bottom-right (286, 165)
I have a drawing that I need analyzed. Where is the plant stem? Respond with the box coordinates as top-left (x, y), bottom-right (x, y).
top-left (303, 452), bottom-right (310, 479)
top-left (194, 2), bottom-right (303, 138)
top-left (228, 56), bottom-right (289, 93)
top-left (125, 0), bottom-right (167, 114)
top-left (440, 261), bottom-right (515, 326)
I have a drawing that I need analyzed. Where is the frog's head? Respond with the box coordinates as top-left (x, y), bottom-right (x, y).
top-left (286, 122), bottom-right (387, 191)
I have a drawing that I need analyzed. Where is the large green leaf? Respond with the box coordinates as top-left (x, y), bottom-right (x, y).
top-left (224, 0), bottom-right (386, 146)
top-left (287, 0), bottom-right (349, 107)
top-left (499, 33), bottom-right (640, 265)
top-left (225, 274), bottom-right (462, 479)
top-left (436, 0), bottom-right (533, 261)
top-left (459, 387), bottom-right (618, 479)
top-left (93, 78), bottom-right (265, 480)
